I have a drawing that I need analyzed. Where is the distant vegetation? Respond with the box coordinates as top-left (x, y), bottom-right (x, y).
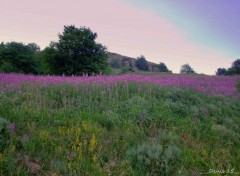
top-left (0, 25), bottom-right (109, 76)
top-left (1, 25), bottom-right (240, 76)
top-left (158, 62), bottom-right (170, 72)
top-left (0, 42), bottom-right (39, 74)
top-left (0, 25), bottom-right (179, 75)
top-left (136, 55), bottom-right (150, 71)
top-left (216, 59), bottom-right (240, 75)
top-left (180, 64), bottom-right (196, 74)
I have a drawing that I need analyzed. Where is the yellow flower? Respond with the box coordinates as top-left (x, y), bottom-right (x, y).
top-left (70, 127), bottom-right (74, 134)
top-left (76, 127), bottom-right (81, 136)
top-left (39, 130), bottom-right (49, 139)
top-left (78, 152), bottom-right (82, 160)
top-left (82, 121), bottom-right (87, 130)
top-left (84, 139), bottom-right (88, 147)
top-left (93, 154), bottom-right (97, 163)
top-left (67, 128), bottom-right (70, 135)
top-left (58, 127), bottom-right (62, 135)
top-left (89, 134), bottom-right (97, 153)
top-left (67, 162), bottom-right (71, 170)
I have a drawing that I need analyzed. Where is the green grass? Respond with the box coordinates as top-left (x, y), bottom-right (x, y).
top-left (0, 83), bottom-right (240, 175)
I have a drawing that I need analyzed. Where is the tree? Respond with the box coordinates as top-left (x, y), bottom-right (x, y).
top-left (27, 43), bottom-right (40, 52)
top-left (231, 59), bottom-right (240, 75)
top-left (135, 55), bottom-right (149, 71)
top-left (216, 68), bottom-right (227, 75)
top-left (43, 25), bottom-right (108, 75)
top-left (232, 59), bottom-right (240, 68)
top-left (0, 42), bottom-right (38, 74)
top-left (216, 59), bottom-right (240, 76)
top-left (180, 64), bottom-right (195, 74)
top-left (158, 62), bottom-right (169, 72)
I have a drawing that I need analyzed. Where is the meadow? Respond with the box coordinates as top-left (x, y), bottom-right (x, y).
top-left (0, 73), bottom-right (240, 175)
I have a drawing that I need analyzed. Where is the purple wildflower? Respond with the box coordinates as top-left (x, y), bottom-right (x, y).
top-left (67, 153), bottom-right (74, 160)
top-left (9, 122), bottom-right (15, 133)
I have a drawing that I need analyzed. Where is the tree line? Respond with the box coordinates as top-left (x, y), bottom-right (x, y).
top-left (110, 55), bottom-right (196, 74)
top-left (216, 59), bottom-right (240, 76)
top-left (1, 25), bottom-right (238, 76)
top-left (0, 25), bottom-right (109, 76)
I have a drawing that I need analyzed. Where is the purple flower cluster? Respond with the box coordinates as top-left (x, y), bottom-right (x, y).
top-left (0, 73), bottom-right (239, 97)
top-left (9, 122), bottom-right (15, 133)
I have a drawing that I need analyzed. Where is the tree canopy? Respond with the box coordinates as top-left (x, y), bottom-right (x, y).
top-left (135, 55), bottom-right (149, 71)
top-left (216, 68), bottom-right (227, 75)
top-left (180, 64), bottom-right (195, 74)
top-left (216, 59), bottom-right (240, 75)
top-left (43, 25), bottom-right (108, 75)
top-left (158, 62), bottom-right (169, 72)
top-left (0, 42), bottom-right (39, 74)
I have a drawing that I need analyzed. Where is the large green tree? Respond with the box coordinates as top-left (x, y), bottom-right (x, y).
top-left (135, 55), bottom-right (149, 71)
top-left (43, 25), bottom-right (108, 75)
top-left (0, 42), bottom-right (38, 74)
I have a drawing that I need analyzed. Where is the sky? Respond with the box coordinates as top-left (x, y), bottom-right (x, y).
top-left (0, 0), bottom-right (239, 75)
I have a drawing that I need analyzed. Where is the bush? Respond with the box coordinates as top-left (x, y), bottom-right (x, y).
top-left (127, 130), bottom-right (181, 175)
top-left (211, 124), bottom-right (240, 144)
top-left (119, 67), bottom-right (135, 74)
top-left (118, 96), bottom-right (150, 120)
top-left (127, 143), bottom-right (181, 175)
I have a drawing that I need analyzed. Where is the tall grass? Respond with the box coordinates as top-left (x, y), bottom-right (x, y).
top-left (0, 80), bottom-right (240, 175)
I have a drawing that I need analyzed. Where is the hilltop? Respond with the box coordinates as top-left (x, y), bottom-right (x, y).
top-left (107, 52), bottom-right (160, 72)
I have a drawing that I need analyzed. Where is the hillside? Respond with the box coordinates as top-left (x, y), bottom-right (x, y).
top-left (107, 52), bottom-right (160, 72)
top-left (0, 73), bottom-right (239, 175)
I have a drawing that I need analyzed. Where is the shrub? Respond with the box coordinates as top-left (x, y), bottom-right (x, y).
top-left (127, 143), bottom-right (181, 175)
top-left (211, 124), bottom-right (240, 144)
top-left (119, 67), bottom-right (135, 74)
top-left (97, 110), bottom-right (120, 131)
top-left (163, 99), bottom-right (187, 117)
top-left (127, 130), bottom-right (181, 175)
top-left (221, 118), bottom-right (240, 133)
top-left (118, 96), bottom-right (150, 120)
top-left (157, 130), bottom-right (181, 146)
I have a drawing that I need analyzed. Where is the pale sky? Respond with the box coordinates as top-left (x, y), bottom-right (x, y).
top-left (1, 0), bottom-right (239, 75)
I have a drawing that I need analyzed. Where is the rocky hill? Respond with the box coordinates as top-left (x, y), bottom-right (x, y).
top-left (107, 52), bottom-right (160, 72)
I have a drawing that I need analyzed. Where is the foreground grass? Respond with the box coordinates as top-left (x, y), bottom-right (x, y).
top-left (0, 82), bottom-right (240, 175)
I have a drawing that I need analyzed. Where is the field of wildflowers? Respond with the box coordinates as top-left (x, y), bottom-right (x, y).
top-left (0, 73), bottom-right (240, 175)
top-left (1, 73), bottom-right (239, 97)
